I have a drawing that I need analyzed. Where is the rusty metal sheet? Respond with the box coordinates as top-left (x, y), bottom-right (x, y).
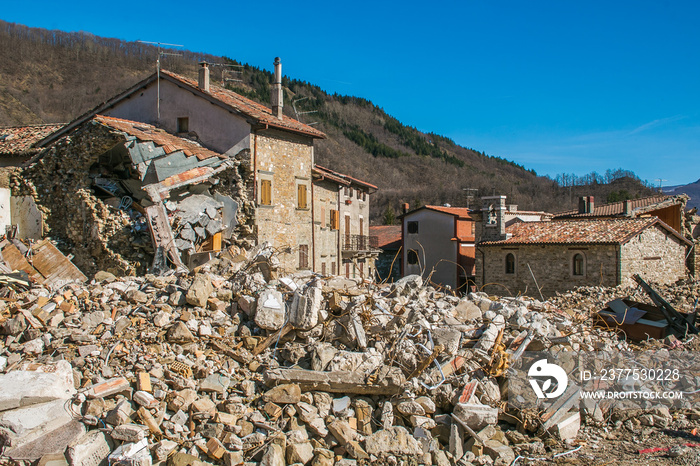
top-left (1, 243), bottom-right (44, 283)
top-left (30, 239), bottom-right (87, 287)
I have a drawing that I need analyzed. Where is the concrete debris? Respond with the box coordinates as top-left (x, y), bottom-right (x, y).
top-left (2, 251), bottom-right (699, 465)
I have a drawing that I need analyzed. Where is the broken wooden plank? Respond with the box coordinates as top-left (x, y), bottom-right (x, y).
top-left (145, 203), bottom-right (185, 270)
top-left (1, 243), bottom-right (43, 283)
top-left (409, 344), bottom-right (444, 380)
top-left (31, 240), bottom-right (87, 287)
top-left (253, 323), bottom-right (293, 356)
top-left (263, 367), bottom-right (404, 396)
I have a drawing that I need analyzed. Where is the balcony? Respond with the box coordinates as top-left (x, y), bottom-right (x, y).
top-left (342, 234), bottom-right (379, 252)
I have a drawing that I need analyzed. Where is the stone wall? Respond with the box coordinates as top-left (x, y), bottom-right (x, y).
top-left (477, 224), bottom-right (689, 297)
top-left (312, 178), bottom-right (339, 276)
top-left (15, 122), bottom-right (141, 276)
top-left (477, 243), bottom-right (619, 298)
top-left (619, 225), bottom-right (688, 286)
top-left (253, 129), bottom-right (314, 274)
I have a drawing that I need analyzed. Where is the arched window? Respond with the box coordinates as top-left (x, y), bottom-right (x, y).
top-left (573, 253), bottom-right (584, 276)
top-left (407, 250), bottom-right (419, 265)
top-left (505, 253), bottom-right (515, 274)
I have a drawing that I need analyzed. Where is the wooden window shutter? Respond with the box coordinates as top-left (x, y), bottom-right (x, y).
top-left (330, 210), bottom-right (340, 230)
top-left (298, 184), bottom-right (307, 209)
top-left (260, 179), bottom-right (272, 205)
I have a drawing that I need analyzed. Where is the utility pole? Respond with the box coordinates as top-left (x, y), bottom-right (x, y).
top-left (137, 41), bottom-right (184, 119)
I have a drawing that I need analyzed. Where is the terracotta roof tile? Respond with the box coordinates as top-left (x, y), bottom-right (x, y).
top-left (370, 225), bottom-right (401, 249)
top-left (93, 115), bottom-right (225, 161)
top-left (423, 205), bottom-right (472, 219)
top-left (554, 195), bottom-right (675, 218)
top-left (160, 70), bottom-right (326, 139)
top-left (480, 217), bottom-right (687, 246)
top-left (0, 124), bottom-right (65, 156)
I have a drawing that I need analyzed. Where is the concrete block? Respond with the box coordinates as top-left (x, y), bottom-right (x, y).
top-left (186, 273), bottom-right (213, 307)
top-left (290, 283), bottom-right (322, 330)
top-left (0, 360), bottom-right (75, 411)
top-left (364, 426), bottom-right (423, 456)
top-left (110, 424), bottom-right (147, 442)
top-left (65, 430), bottom-right (112, 466)
top-left (108, 438), bottom-right (152, 466)
top-left (552, 410), bottom-right (581, 441)
top-left (452, 403), bottom-right (498, 431)
top-left (255, 288), bottom-right (286, 330)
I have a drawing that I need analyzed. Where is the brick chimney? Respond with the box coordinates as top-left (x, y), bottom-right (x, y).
top-left (481, 196), bottom-right (507, 241)
top-left (587, 196), bottom-right (595, 214)
top-left (402, 203), bottom-right (409, 214)
top-left (578, 196), bottom-right (588, 214)
top-left (198, 62), bottom-right (210, 92)
top-left (623, 199), bottom-right (632, 216)
top-left (271, 57), bottom-right (283, 119)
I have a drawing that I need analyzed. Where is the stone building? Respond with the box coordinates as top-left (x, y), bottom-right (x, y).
top-left (312, 165), bottom-right (379, 280)
top-left (554, 194), bottom-right (687, 233)
top-left (475, 197), bottom-right (691, 297)
top-left (37, 60), bottom-right (326, 274)
top-left (17, 115), bottom-right (241, 276)
top-left (401, 205), bottom-right (475, 292)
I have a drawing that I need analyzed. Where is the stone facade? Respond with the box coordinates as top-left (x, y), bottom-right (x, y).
top-left (477, 222), bottom-right (689, 298)
top-left (339, 182), bottom-right (375, 280)
top-left (253, 130), bottom-right (314, 274)
top-left (312, 178), bottom-right (340, 276)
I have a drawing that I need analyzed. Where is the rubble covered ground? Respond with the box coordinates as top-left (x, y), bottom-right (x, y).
top-left (1, 245), bottom-right (700, 466)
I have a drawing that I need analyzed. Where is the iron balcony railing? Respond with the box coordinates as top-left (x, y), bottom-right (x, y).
top-left (342, 234), bottom-right (379, 251)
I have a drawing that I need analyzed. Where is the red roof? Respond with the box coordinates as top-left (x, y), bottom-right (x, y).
top-left (94, 115), bottom-right (225, 161)
top-left (370, 225), bottom-right (401, 249)
top-left (313, 164), bottom-right (378, 191)
top-left (480, 217), bottom-right (691, 246)
top-left (423, 205), bottom-right (472, 219)
top-left (0, 124), bottom-right (65, 156)
top-left (160, 70), bottom-right (325, 139)
top-left (554, 195), bottom-right (680, 218)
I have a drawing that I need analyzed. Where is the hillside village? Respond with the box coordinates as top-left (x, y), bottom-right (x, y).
top-left (1, 58), bottom-right (700, 466)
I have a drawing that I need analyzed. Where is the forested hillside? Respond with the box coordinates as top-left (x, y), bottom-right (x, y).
top-left (0, 20), bottom-right (657, 221)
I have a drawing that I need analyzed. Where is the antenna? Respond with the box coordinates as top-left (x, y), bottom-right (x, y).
top-left (207, 62), bottom-right (244, 86)
top-left (655, 178), bottom-right (667, 192)
top-left (137, 41), bottom-right (184, 119)
top-left (462, 188), bottom-right (478, 209)
top-left (292, 97), bottom-right (318, 125)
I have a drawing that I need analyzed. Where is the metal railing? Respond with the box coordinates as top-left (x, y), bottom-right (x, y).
top-left (342, 234), bottom-right (379, 251)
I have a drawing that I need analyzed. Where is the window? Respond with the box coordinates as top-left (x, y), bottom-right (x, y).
top-left (177, 117), bottom-right (189, 133)
top-left (505, 253), bottom-right (515, 274)
top-left (407, 249), bottom-right (419, 265)
top-left (344, 186), bottom-right (349, 197)
top-left (322, 262), bottom-right (327, 276)
top-left (299, 245), bottom-right (309, 269)
top-left (332, 261), bottom-right (336, 275)
top-left (260, 179), bottom-right (272, 206)
top-left (407, 221), bottom-right (419, 234)
top-left (573, 253), bottom-right (585, 276)
top-left (330, 210), bottom-right (340, 230)
top-left (297, 183), bottom-right (308, 209)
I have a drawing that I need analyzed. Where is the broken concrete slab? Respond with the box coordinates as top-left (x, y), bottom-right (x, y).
top-left (65, 430), bottom-right (112, 466)
top-left (4, 420), bottom-right (85, 462)
top-left (0, 360), bottom-right (76, 411)
top-left (263, 367), bottom-right (404, 396)
top-left (364, 426), bottom-right (423, 456)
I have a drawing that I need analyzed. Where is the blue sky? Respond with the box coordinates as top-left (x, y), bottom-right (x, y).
top-left (3, 1), bottom-right (699, 186)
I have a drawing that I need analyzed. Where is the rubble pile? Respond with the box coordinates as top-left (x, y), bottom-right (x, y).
top-left (0, 250), bottom-right (696, 466)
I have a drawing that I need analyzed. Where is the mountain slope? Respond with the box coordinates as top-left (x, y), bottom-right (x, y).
top-left (0, 20), bottom-right (657, 221)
